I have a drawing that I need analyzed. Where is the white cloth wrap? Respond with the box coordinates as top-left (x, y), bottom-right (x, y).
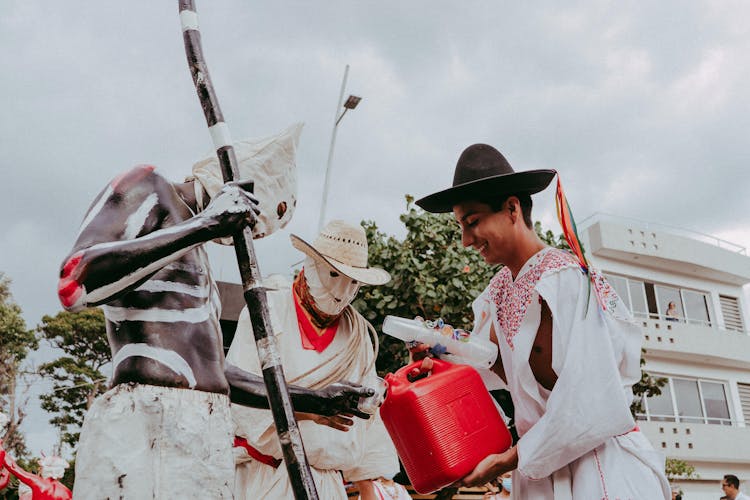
top-left (192, 122), bottom-right (302, 243)
top-left (73, 383), bottom-right (234, 499)
top-left (227, 278), bottom-right (399, 499)
top-left (475, 247), bottom-right (671, 499)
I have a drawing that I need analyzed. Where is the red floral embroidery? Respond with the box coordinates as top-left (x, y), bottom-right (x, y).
top-left (488, 249), bottom-right (579, 349)
top-left (488, 249), bottom-right (628, 350)
top-left (590, 270), bottom-right (626, 318)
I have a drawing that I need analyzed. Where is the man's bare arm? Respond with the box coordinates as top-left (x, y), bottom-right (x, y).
top-left (58, 170), bottom-right (257, 311)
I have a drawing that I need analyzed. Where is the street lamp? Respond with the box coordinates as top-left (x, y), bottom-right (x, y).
top-left (318, 64), bottom-right (362, 231)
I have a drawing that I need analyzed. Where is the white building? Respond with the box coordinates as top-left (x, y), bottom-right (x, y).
top-left (581, 214), bottom-right (750, 500)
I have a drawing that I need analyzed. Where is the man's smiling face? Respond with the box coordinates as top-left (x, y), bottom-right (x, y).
top-left (454, 199), bottom-right (516, 266)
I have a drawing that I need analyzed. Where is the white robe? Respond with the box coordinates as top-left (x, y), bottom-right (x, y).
top-left (474, 247), bottom-right (670, 500)
top-left (226, 280), bottom-right (399, 500)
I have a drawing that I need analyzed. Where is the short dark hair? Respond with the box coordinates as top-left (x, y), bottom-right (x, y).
top-left (724, 475), bottom-right (740, 489)
top-left (482, 192), bottom-right (533, 229)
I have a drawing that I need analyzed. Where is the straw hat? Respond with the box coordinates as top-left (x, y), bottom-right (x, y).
top-left (290, 220), bottom-right (391, 285)
top-left (416, 143), bottom-right (556, 213)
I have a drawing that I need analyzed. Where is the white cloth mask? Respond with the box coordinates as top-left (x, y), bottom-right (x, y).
top-left (304, 257), bottom-right (360, 315)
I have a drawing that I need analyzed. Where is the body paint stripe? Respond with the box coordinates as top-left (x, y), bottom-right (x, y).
top-left (179, 10), bottom-right (199, 31)
top-left (83, 246), bottom-right (198, 306)
top-left (209, 122), bottom-right (232, 150)
top-left (113, 343), bottom-right (197, 388)
top-left (76, 186), bottom-right (113, 240)
top-left (103, 303), bottom-right (211, 324)
top-left (123, 193), bottom-right (158, 240)
top-left (135, 280), bottom-right (208, 297)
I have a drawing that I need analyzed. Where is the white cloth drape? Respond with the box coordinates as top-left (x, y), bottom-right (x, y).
top-left (476, 247), bottom-right (670, 499)
top-left (226, 279), bottom-right (398, 500)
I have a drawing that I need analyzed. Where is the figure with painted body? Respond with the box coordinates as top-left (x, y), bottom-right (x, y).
top-left (229, 221), bottom-right (400, 499)
top-left (57, 126), bottom-right (372, 499)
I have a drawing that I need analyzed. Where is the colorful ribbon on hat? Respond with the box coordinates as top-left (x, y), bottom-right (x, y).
top-left (554, 176), bottom-right (605, 312)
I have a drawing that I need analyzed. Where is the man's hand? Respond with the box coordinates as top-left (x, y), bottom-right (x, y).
top-left (309, 381), bottom-right (374, 420)
top-left (201, 180), bottom-right (260, 237)
top-left (453, 446), bottom-right (518, 488)
top-left (407, 343), bottom-right (434, 381)
top-left (295, 411), bottom-right (355, 432)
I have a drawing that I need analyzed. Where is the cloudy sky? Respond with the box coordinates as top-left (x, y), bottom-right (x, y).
top-left (2, 1), bottom-right (749, 454)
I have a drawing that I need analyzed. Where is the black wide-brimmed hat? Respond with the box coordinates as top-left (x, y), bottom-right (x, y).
top-left (415, 144), bottom-right (556, 213)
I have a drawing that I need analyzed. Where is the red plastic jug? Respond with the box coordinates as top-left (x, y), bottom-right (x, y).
top-left (380, 358), bottom-right (512, 494)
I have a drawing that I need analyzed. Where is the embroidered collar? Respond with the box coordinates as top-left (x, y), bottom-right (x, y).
top-left (489, 248), bottom-right (578, 349)
top-left (513, 247), bottom-right (553, 282)
top-left (292, 273), bottom-right (340, 352)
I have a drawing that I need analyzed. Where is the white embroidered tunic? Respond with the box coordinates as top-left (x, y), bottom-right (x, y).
top-left (474, 247), bottom-right (670, 499)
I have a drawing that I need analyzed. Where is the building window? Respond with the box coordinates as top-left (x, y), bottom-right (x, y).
top-left (629, 280), bottom-right (648, 317)
top-left (603, 273), bottom-right (712, 327)
top-left (606, 274), bottom-right (630, 310)
top-left (655, 285), bottom-right (682, 322)
top-left (682, 289), bottom-right (712, 327)
top-left (701, 381), bottom-right (731, 425)
top-left (719, 295), bottom-right (745, 332)
top-left (638, 376), bottom-right (733, 425)
top-left (738, 383), bottom-right (750, 424)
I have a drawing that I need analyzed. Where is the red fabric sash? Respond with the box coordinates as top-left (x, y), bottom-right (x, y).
top-left (293, 286), bottom-right (339, 352)
top-left (233, 436), bottom-right (282, 469)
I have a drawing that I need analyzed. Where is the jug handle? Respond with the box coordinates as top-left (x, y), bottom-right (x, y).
top-left (392, 357), bottom-right (453, 384)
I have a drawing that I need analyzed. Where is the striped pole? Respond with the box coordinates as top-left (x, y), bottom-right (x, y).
top-left (177, 2), bottom-right (319, 498)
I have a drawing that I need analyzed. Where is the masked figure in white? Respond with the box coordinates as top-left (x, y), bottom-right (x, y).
top-left (228, 220), bottom-right (400, 500)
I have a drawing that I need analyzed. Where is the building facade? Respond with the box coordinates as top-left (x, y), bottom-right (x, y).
top-left (581, 214), bottom-right (750, 500)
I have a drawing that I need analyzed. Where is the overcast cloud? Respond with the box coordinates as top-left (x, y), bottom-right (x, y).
top-left (2, 1), bottom-right (749, 453)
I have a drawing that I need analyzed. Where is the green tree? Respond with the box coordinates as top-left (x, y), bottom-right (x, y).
top-left (630, 353), bottom-right (668, 416)
top-left (0, 273), bottom-right (37, 459)
top-left (36, 308), bottom-right (110, 449)
top-left (665, 457), bottom-right (697, 481)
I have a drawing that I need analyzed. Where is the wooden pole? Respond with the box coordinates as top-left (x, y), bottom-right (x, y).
top-left (177, 2), bottom-right (318, 498)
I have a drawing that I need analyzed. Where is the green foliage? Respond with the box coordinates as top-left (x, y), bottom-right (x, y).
top-left (534, 221), bottom-right (571, 251)
top-left (0, 272), bottom-right (37, 460)
top-left (665, 457), bottom-right (698, 480)
top-left (630, 349), bottom-right (668, 416)
top-left (37, 308), bottom-right (110, 449)
top-left (354, 196), bottom-right (499, 375)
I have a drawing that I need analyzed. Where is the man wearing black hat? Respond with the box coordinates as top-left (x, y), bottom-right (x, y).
top-left (415, 144), bottom-right (670, 499)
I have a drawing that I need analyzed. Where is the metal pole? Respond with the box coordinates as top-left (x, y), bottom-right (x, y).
top-left (318, 64), bottom-right (349, 231)
top-left (177, 2), bottom-right (318, 498)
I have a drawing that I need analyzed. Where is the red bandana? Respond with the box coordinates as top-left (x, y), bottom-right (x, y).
top-left (292, 273), bottom-right (340, 352)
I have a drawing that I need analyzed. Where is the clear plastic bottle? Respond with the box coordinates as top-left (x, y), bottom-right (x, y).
top-left (382, 315), bottom-right (498, 369)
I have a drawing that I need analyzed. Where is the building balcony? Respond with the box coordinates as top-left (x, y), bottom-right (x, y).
top-left (581, 214), bottom-right (750, 285)
top-left (637, 420), bottom-right (750, 464)
top-left (639, 315), bottom-right (750, 369)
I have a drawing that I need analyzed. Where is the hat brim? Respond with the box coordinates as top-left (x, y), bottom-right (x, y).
top-left (290, 234), bottom-right (391, 286)
top-left (415, 169), bottom-right (557, 213)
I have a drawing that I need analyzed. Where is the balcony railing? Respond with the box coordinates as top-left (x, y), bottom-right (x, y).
top-left (634, 311), bottom-right (749, 336)
top-left (579, 212), bottom-right (747, 255)
top-left (636, 414), bottom-right (736, 426)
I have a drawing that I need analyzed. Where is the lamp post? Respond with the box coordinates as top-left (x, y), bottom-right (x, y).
top-left (318, 64), bottom-right (362, 231)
